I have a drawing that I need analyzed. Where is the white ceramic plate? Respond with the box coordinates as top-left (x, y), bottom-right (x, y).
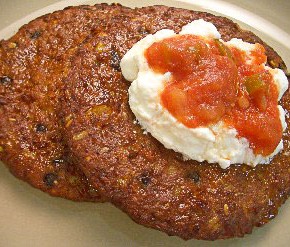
top-left (1, 1), bottom-right (290, 246)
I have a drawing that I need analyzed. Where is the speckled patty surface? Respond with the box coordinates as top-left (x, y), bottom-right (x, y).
top-left (61, 5), bottom-right (290, 240)
top-left (1, 3), bottom-right (289, 240)
top-left (0, 3), bottom-right (134, 201)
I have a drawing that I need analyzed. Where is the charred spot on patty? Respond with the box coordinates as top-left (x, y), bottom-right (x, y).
top-left (187, 171), bottom-right (200, 183)
top-left (43, 173), bottom-right (58, 187)
top-left (140, 173), bottom-right (151, 186)
top-left (35, 123), bottom-right (47, 132)
top-left (110, 49), bottom-right (121, 71)
top-left (0, 76), bottom-right (12, 84)
top-left (30, 31), bottom-right (41, 39)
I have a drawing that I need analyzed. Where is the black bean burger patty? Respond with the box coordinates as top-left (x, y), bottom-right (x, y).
top-left (61, 5), bottom-right (290, 239)
top-left (0, 3), bottom-right (133, 201)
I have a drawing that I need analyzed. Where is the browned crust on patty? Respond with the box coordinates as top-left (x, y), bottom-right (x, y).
top-left (61, 5), bottom-right (290, 239)
top-left (0, 3), bottom-right (133, 201)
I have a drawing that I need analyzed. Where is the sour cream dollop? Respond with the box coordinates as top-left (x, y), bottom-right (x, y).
top-left (120, 19), bottom-right (288, 169)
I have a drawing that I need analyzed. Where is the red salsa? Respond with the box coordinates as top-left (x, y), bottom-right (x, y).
top-left (145, 35), bottom-right (282, 156)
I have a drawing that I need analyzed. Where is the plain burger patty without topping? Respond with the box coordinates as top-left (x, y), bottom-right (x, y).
top-left (0, 3), bottom-right (134, 201)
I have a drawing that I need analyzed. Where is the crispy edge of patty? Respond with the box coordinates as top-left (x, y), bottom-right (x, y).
top-left (61, 5), bottom-right (290, 239)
